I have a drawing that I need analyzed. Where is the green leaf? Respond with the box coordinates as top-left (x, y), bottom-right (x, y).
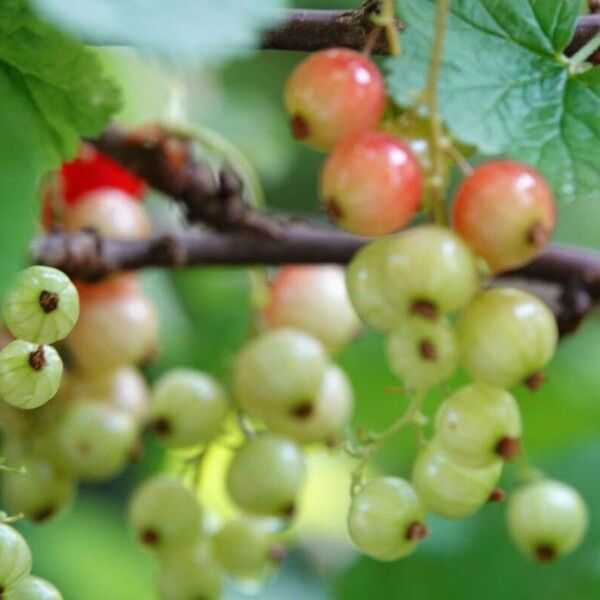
top-left (385, 0), bottom-right (600, 202)
top-left (0, 1), bottom-right (121, 166)
top-left (0, 65), bottom-right (44, 296)
top-left (32, 0), bottom-right (289, 65)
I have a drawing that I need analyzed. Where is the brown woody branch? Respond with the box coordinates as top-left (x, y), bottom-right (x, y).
top-left (261, 7), bottom-right (600, 64)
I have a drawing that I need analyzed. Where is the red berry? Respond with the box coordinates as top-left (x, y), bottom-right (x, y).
top-left (60, 144), bottom-right (145, 204)
top-left (63, 189), bottom-right (151, 240)
top-left (452, 160), bottom-right (556, 273)
top-left (320, 132), bottom-right (422, 236)
top-left (284, 48), bottom-right (386, 151)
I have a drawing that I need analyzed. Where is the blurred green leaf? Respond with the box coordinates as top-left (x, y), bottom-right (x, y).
top-left (0, 0), bottom-right (120, 167)
top-left (33, 0), bottom-right (290, 65)
top-left (386, 0), bottom-right (600, 203)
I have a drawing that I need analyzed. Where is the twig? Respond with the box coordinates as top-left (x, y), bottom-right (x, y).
top-left (423, 0), bottom-right (452, 225)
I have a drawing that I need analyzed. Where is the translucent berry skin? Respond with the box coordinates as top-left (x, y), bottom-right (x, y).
top-left (150, 369), bottom-right (229, 448)
top-left (63, 189), bottom-right (151, 240)
top-left (346, 237), bottom-right (400, 331)
top-left (159, 542), bottom-right (222, 600)
top-left (58, 401), bottom-right (138, 480)
top-left (5, 576), bottom-right (63, 600)
top-left (264, 265), bottom-right (361, 354)
top-left (435, 383), bottom-right (522, 467)
top-left (347, 477), bottom-right (427, 561)
top-left (67, 365), bottom-right (149, 424)
top-left (507, 480), bottom-right (588, 562)
top-left (261, 365), bottom-right (353, 445)
top-left (320, 132), bottom-right (422, 236)
top-left (412, 441), bottom-right (502, 519)
top-left (129, 475), bottom-right (203, 551)
top-left (212, 518), bottom-right (283, 581)
top-left (226, 434), bottom-right (306, 517)
top-left (453, 160), bottom-right (556, 273)
top-left (234, 328), bottom-right (328, 418)
top-left (0, 523), bottom-right (32, 591)
top-left (457, 287), bottom-right (558, 389)
top-left (384, 225), bottom-right (479, 317)
top-left (3, 266), bottom-right (79, 344)
top-left (0, 341), bottom-right (63, 409)
top-left (66, 282), bottom-right (158, 371)
top-left (2, 454), bottom-right (75, 522)
top-left (386, 315), bottom-right (458, 392)
top-left (284, 48), bottom-right (386, 151)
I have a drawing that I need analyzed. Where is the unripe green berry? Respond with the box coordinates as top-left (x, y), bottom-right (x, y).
top-left (347, 477), bottom-right (427, 561)
top-left (435, 383), bottom-right (522, 467)
top-left (5, 575), bottom-right (63, 600)
top-left (226, 434), bottom-right (305, 517)
top-left (0, 523), bottom-right (32, 592)
top-left (150, 369), bottom-right (229, 448)
top-left (2, 266), bottom-right (79, 345)
top-left (0, 341), bottom-right (63, 409)
top-left (507, 479), bottom-right (588, 562)
top-left (412, 441), bottom-right (502, 519)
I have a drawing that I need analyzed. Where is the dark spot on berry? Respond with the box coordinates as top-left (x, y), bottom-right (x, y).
top-left (495, 436), bottom-right (521, 461)
top-left (291, 402), bottom-right (314, 419)
top-left (525, 371), bottom-right (545, 390)
top-left (39, 290), bottom-right (59, 313)
top-left (280, 502), bottom-right (296, 518)
top-left (140, 528), bottom-right (160, 546)
top-left (411, 300), bottom-right (437, 320)
top-left (290, 114), bottom-right (309, 139)
top-left (488, 487), bottom-right (507, 503)
top-left (325, 197), bottom-right (343, 222)
top-left (419, 338), bottom-right (437, 361)
top-left (33, 505), bottom-right (56, 522)
top-left (535, 543), bottom-right (556, 562)
top-left (153, 417), bottom-right (171, 436)
top-left (76, 440), bottom-right (91, 455)
top-left (267, 543), bottom-right (288, 564)
top-left (28, 345), bottom-right (47, 371)
top-left (405, 521), bottom-right (428, 541)
top-left (527, 221), bottom-right (550, 248)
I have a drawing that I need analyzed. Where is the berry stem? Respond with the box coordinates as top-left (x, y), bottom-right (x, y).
top-left (375, 0), bottom-right (401, 57)
top-left (423, 0), bottom-right (452, 225)
top-left (350, 391), bottom-right (425, 495)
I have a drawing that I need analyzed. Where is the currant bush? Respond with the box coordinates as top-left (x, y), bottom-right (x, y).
top-left (347, 477), bottom-right (428, 561)
top-left (453, 160), bottom-right (556, 273)
top-left (320, 131), bottom-right (422, 235)
top-left (2, 266), bottom-right (79, 345)
top-left (284, 48), bottom-right (385, 150)
top-left (264, 265), bottom-right (361, 353)
top-left (507, 479), bottom-right (588, 562)
top-left (458, 287), bottom-right (558, 389)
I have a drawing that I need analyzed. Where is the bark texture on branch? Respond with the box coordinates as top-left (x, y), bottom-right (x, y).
top-left (261, 7), bottom-right (600, 64)
top-left (90, 125), bottom-right (280, 235)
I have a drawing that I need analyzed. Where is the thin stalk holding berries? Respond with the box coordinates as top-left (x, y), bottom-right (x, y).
top-left (423, 0), bottom-right (452, 225)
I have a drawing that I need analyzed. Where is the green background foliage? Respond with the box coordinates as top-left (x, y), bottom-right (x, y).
top-left (0, 0), bottom-right (599, 598)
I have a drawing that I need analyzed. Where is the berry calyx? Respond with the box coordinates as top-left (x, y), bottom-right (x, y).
top-left (320, 131), bottom-right (422, 235)
top-left (284, 48), bottom-right (386, 151)
top-left (452, 160), bottom-right (556, 273)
